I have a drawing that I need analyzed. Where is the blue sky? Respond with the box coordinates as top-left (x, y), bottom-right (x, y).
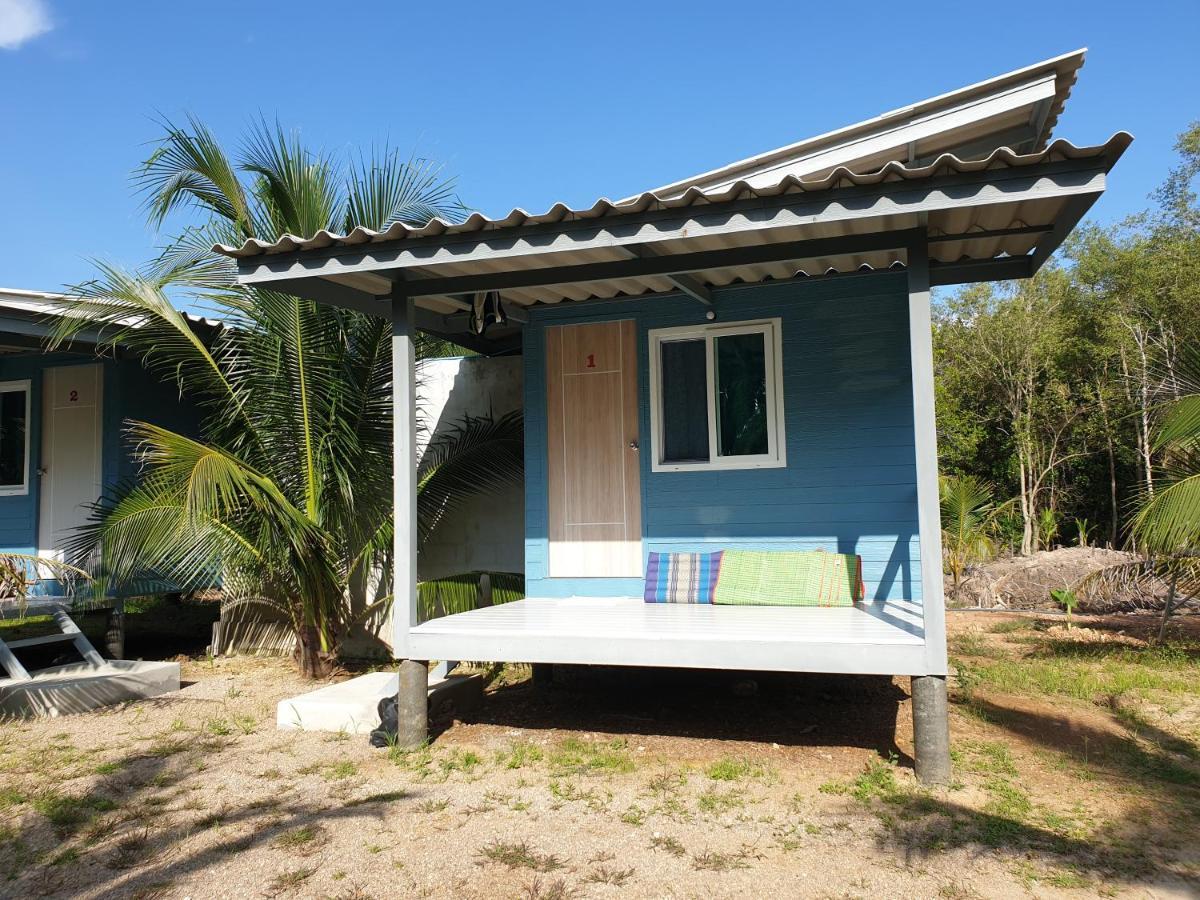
top-left (1, 0), bottom-right (1197, 292)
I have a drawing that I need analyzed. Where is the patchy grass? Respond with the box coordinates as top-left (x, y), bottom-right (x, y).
top-left (956, 641), bottom-right (1200, 702)
top-left (479, 840), bottom-right (564, 872)
top-left (820, 758), bottom-right (900, 803)
top-left (322, 761), bottom-right (359, 781)
top-left (649, 834), bottom-right (686, 857)
top-left (948, 631), bottom-right (1008, 659)
top-left (954, 740), bottom-right (1020, 778)
top-left (108, 830), bottom-right (155, 870)
top-left (548, 737), bottom-right (635, 776)
top-left (497, 740), bottom-right (544, 769)
top-left (704, 756), bottom-right (769, 782)
top-left (697, 788), bottom-right (745, 815)
top-left (272, 824), bottom-right (329, 855)
top-left (521, 877), bottom-right (579, 900)
top-left (438, 748), bottom-right (483, 777)
top-left (583, 864), bottom-right (634, 886)
top-left (691, 846), bottom-right (759, 872)
top-left (32, 792), bottom-right (117, 835)
top-left (266, 866), bottom-right (317, 895)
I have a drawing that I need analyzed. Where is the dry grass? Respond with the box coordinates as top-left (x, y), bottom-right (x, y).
top-left (0, 615), bottom-right (1198, 897)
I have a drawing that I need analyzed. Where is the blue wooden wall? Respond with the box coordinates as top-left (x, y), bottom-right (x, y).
top-left (523, 272), bottom-right (921, 602)
top-left (0, 352), bottom-right (201, 561)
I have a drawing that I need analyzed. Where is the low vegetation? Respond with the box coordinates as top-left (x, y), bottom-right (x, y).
top-left (1, 619), bottom-right (1198, 895)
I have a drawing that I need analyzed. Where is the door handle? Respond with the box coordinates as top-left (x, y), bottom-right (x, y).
top-left (628, 440), bottom-right (639, 452)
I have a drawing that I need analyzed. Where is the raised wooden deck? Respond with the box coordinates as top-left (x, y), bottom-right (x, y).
top-left (408, 597), bottom-right (937, 676)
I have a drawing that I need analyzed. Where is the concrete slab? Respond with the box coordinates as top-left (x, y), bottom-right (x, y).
top-left (0, 660), bottom-right (181, 717)
top-left (277, 671), bottom-right (484, 735)
top-left (277, 671), bottom-right (397, 734)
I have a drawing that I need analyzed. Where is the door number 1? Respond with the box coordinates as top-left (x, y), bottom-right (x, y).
top-left (585, 354), bottom-right (596, 369)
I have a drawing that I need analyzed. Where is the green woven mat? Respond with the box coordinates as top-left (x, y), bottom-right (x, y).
top-left (713, 550), bottom-right (861, 607)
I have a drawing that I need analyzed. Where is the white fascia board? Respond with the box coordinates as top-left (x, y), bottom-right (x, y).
top-left (637, 49), bottom-right (1085, 201)
top-left (664, 75), bottom-right (1057, 197)
top-left (714, 75), bottom-right (1056, 193)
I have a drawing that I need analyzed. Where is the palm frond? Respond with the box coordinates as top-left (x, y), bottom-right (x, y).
top-left (43, 264), bottom-right (239, 412)
top-left (135, 114), bottom-right (256, 237)
top-left (345, 147), bottom-right (466, 231)
top-left (241, 118), bottom-right (343, 240)
top-left (417, 411), bottom-right (524, 544)
top-left (1156, 394), bottom-right (1200, 451)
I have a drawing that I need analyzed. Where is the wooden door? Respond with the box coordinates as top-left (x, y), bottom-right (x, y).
top-left (546, 320), bottom-right (642, 577)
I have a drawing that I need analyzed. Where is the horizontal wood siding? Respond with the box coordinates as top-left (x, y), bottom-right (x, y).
top-left (524, 273), bottom-right (921, 602)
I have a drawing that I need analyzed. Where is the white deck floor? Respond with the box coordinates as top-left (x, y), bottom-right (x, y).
top-left (408, 597), bottom-right (935, 676)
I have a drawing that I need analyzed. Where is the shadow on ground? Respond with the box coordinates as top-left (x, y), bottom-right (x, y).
top-left (450, 666), bottom-right (912, 765)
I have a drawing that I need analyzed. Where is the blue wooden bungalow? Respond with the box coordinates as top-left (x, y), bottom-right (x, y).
top-left (217, 50), bottom-right (1129, 781)
top-left (0, 289), bottom-right (206, 593)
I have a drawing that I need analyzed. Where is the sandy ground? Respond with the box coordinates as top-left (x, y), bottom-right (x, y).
top-left (2, 612), bottom-right (1199, 899)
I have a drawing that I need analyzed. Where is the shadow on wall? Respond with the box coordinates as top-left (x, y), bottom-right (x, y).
top-left (416, 356), bottom-right (526, 583)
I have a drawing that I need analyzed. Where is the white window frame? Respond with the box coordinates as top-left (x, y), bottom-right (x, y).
top-left (0, 379), bottom-right (31, 496)
top-left (648, 318), bottom-right (786, 473)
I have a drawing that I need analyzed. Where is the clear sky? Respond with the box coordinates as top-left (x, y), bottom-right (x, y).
top-left (1, 0), bottom-right (1197, 292)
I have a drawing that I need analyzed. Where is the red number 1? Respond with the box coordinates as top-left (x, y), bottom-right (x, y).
top-left (586, 354), bottom-right (596, 368)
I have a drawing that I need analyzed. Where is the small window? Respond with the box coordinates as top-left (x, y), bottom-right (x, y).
top-left (649, 320), bottom-right (785, 472)
top-left (0, 380), bottom-right (30, 496)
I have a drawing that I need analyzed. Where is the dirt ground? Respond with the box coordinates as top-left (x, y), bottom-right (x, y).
top-left (2, 611), bottom-right (1199, 899)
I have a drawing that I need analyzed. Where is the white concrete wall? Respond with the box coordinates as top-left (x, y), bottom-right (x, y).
top-left (416, 356), bottom-right (524, 581)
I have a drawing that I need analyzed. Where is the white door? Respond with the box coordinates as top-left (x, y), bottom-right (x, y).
top-left (38, 364), bottom-right (103, 560)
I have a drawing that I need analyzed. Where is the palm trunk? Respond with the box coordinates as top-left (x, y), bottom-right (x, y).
top-left (296, 622), bottom-right (326, 679)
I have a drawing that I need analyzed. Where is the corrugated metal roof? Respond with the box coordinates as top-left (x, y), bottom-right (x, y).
top-left (218, 135), bottom-right (1128, 262)
top-left (0, 289), bottom-right (225, 333)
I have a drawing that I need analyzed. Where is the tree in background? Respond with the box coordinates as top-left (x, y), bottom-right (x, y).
top-left (939, 475), bottom-right (1007, 599)
top-left (936, 122), bottom-right (1200, 559)
top-left (48, 119), bottom-right (523, 677)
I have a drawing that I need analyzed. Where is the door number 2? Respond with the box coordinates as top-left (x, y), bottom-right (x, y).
top-left (69, 390), bottom-right (79, 402)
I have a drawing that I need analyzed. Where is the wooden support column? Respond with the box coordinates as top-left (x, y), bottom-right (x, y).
top-left (391, 287), bottom-right (428, 749)
top-left (907, 238), bottom-right (951, 785)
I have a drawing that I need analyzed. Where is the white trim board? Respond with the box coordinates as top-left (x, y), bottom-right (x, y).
top-left (647, 318), bottom-right (786, 473)
top-left (0, 379), bottom-right (31, 497)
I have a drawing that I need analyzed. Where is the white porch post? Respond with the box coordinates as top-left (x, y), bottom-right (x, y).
top-left (907, 238), bottom-right (951, 784)
top-left (391, 289), bottom-right (427, 747)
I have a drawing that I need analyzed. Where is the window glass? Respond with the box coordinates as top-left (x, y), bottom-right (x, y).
top-left (0, 388), bottom-right (27, 488)
top-left (660, 339), bottom-right (709, 463)
top-left (715, 331), bottom-right (768, 457)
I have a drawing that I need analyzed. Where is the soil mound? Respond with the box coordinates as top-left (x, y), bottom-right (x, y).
top-left (950, 546), bottom-right (1173, 611)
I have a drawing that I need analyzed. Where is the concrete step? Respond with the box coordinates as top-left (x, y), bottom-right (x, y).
top-left (276, 670), bottom-right (483, 735)
top-left (0, 660), bottom-right (181, 717)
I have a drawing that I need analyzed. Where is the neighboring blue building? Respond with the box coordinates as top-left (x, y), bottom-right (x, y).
top-left (0, 289), bottom-right (207, 592)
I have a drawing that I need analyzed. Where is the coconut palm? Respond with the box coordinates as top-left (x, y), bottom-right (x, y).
top-left (1127, 356), bottom-right (1200, 638)
top-left (46, 119), bottom-right (522, 677)
top-left (940, 474), bottom-right (1007, 598)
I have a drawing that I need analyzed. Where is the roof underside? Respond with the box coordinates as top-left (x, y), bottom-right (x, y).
top-left (220, 133), bottom-right (1131, 353)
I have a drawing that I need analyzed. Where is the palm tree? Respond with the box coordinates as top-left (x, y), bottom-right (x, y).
top-left (940, 474), bottom-right (1007, 599)
top-left (1129, 357), bottom-right (1200, 638)
top-left (47, 119), bottom-right (523, 677)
